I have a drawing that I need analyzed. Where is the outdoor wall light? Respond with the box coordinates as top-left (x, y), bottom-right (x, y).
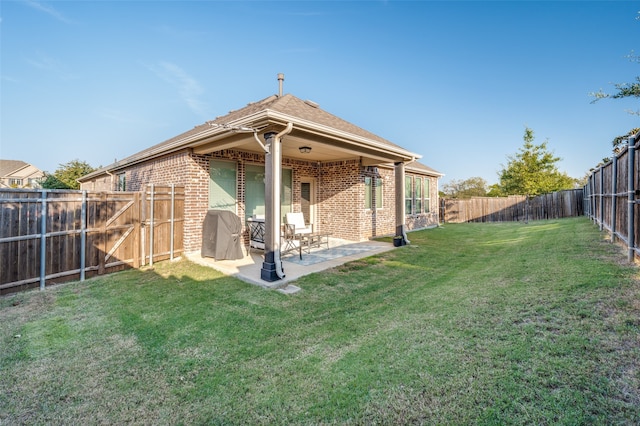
top-left (299, 146), bottom-right (312, 154)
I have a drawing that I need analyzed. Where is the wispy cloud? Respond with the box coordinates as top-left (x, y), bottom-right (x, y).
top-left (23, 0), bottom-right (73, 24)
top-left (25, 51), bottom-right (79, 80)
top-left (147, 61), bottom-right (211, 118)
top-left (1, 75), bottom-right (20, 83)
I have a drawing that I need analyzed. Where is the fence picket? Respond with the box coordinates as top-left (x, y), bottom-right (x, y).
top-left (441, 189), bottom-right (585, 224)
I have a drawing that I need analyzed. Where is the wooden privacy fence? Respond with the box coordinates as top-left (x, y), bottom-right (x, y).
top-left (0, 185), bottom-right (184, 294)
top-left (584, 133), bottom-right (639, 262)
top-left (441, 189), bottom-right (584, 224)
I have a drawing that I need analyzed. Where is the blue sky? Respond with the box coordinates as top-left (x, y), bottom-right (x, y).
top-left (1, 1), bottom-right (639, 186)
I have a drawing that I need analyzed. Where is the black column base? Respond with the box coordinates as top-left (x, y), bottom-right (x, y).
top-left (261, 261), bottom-right (282, 281)
top-left (393, 236), bottom-right (406, 247)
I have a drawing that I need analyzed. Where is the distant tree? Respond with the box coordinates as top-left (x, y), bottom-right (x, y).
top-left (590, 76), bottom-right (640, 113)
top-left (441, 177), bottom-right (488, 199)
top-left (590, 45), bottom-right (639, 116)
top-left (575, 173), bottom-right (589, 188)
top-left (587, 127), bottom-right (640, 170)
top-left (611, 127), bottom-right (640, 150)
top-left (41, 159), bottom-right (96, 190)
top-left (486, 183), bottom-right (504, 198)
top-left (40, 174), bottom-right (71, 189)
top-left (493, 128), bottom-right (576, 196)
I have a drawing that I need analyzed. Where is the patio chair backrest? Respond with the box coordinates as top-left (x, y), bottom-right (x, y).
top-left (285, 212), bottom-right (313, 234)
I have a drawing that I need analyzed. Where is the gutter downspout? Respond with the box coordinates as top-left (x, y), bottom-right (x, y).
top-left (105, 170), bottom-right (115, 191)
top-left (253, 132), bottom-right (269, 154)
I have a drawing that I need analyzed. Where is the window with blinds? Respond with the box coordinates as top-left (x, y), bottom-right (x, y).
top-left (242, 163), bottom-right (292, 221)
top-left (209, 160), bottom-right (237, 211)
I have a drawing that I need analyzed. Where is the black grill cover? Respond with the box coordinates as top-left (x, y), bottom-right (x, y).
top-left (201, 210), bottom-right (244, 260)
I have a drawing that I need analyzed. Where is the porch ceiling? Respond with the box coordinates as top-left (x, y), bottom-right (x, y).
top-left (191, 127), bottom-right (411, 165)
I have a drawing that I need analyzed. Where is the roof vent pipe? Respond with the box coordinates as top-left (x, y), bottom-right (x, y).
top-left (277, 73), bottom-right (284, 96)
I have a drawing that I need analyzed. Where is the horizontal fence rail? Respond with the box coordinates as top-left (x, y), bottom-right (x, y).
top-left (0, 185), bottom-right (184, 294)
top-left (441, 189), bottom-right (584, 224)
top-left (584, 133), bottom-right (639, 262)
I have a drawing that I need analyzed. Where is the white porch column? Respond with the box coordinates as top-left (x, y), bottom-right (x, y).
top-left (261, 131), bottom-right (284, 281)
top-left (395, 162), bottom-right (410, 244)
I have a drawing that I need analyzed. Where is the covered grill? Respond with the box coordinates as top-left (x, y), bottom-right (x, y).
top-left (201, 210), bottom-right (244, 260)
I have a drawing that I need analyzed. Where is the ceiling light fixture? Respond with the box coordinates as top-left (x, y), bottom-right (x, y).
top-left (299, 146), bottom-right (312, 154)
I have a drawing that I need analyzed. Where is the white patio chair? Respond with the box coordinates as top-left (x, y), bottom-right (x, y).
top-left (284, 212), bottom-right (313, 235)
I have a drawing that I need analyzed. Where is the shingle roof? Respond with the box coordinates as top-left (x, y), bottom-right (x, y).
top-left (246, 94), bottom-right (407, 151)
top-left (0, 160), bottom-right (28, 177)
top-left (134, 94), bottom-right (409, 160)
top-left (82, 93), bottom-right (438, 179)
top-left (405, 161), bottom-right (443, 177)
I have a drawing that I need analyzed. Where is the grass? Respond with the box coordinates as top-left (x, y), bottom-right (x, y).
top-left (1, 217), bottom-right (639, 425)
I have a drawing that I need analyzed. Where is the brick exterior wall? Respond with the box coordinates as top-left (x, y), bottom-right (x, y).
top-left (316, 160), bottom-right (364, 241)
top-left (81, 149), bottom-right (440, 252)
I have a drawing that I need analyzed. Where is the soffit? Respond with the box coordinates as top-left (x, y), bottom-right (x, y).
top-left (191, 125), bottom-right (412, 164)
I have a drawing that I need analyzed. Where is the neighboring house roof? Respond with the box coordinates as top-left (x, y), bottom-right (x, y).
top-left (0, 160), bottom-right (29, 177)
top-left (0, 159), bottom-right (45, 188)
top-left (81, 93), bottom-right (436, 181)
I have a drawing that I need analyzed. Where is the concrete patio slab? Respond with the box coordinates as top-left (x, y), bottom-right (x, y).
top-left (185, 238), bottom-right (394, 292)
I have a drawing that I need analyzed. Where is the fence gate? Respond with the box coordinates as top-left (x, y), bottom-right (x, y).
top-left (0, 186), bottom-right (184, 294)
top-left (86, 191), bottom-right (141, 276)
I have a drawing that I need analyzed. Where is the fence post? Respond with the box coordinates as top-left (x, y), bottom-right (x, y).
top-left (80, 190), bottom-right (87, 281)
top-left (611, 155), bottom-right (617, 243)
top-left (628, 135), bottom-right (636, 263)
top-left (591, 173), bottom-right (597, 222)
top-left (170, 184), bottom-right (175, 261)
top-left (599, 168), bottom-right (604, 231)
top-left (588, 180), bottom-right (592, 217)
top-left (133, 192), bottom-right (141, 268)
top-left (149, 184), bottom-right (155, 267)
top-left (140, 190), bottom-right (146, 267)
top-left (39, 190), bottom-right (47, 290)
top-left (585, 175), bottom-right (590, 218)
top-left (98, 192), bottom-right (107, 275)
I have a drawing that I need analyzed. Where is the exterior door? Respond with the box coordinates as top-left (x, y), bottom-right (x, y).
top-left (300, 179), bottom-right (315, 226)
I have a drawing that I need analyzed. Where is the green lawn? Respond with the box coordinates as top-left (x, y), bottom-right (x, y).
top-left (1, 217), bottom-right (639, 425)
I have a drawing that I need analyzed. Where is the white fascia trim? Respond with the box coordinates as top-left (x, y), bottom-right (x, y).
top-left (82, 107), bottom-right (423, 179)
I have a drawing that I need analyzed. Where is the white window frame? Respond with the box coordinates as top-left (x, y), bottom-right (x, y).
top-left (365, 176), bottom-right (383, 210)
top-left (117, 173), bottom-right (126, 191)
top-left (424, 177), bottom-right (431, 213)
top-left (405, 176), bottom-right (413, 215)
